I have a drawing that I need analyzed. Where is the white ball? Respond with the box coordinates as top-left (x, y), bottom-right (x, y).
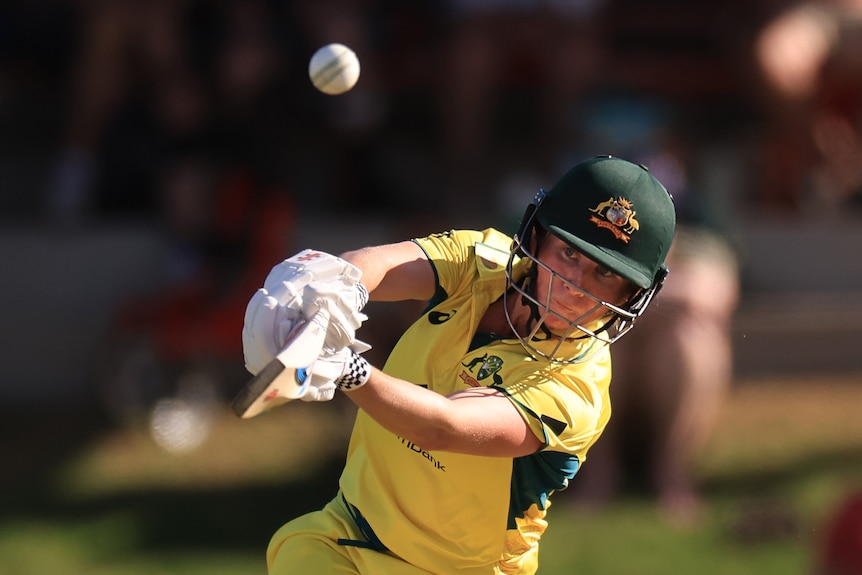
top-left (308, 43), bottom-right (360, 95)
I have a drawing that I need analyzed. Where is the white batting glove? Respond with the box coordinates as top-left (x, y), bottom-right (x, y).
top-left (265, 249), bottom-right (363, 293)
top-left (301, 280), bottom-right (369, 352)
top-left (306, 347), bottom-right (372, 400)
top-left (242, 283), bottom-right (303, 375)
top-left (242, 249), bottom-right (365, 375)
top-left (297, 369), bottom-right (338, 402)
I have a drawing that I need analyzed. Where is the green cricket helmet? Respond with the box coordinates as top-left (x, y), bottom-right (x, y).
top-left (505, 155), bottom-right (677, 363)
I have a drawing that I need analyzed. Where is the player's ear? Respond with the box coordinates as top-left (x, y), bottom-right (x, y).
top-left (619, 285), bottom-right (645, 310)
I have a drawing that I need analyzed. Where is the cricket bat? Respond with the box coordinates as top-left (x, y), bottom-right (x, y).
top-left (231, 308), bottom-right (330, 419)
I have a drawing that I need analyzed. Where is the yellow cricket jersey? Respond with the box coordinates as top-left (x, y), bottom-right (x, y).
top-left (338, 228), bottom-right (614, 574)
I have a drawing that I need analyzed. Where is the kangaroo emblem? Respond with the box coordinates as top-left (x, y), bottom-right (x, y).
top-left (461, 353), bottom-right (504, 385)
top-left (588, 197), bottom-right (640, 242)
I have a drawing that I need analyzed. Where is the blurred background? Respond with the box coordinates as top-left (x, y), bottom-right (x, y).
top-left (1, 1), bottom-right (861, 574)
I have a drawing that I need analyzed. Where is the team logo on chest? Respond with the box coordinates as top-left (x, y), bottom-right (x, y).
top-left (460, 353), bottom-right (504, 387)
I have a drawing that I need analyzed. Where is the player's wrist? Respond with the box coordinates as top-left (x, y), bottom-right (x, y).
top-left (335, 350), bottom-right (371, 391)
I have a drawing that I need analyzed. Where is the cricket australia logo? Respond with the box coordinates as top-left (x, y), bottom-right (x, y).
top-left (460, 353), bottom-right (504, 387)
top-left (588, 196), bottom-right (639, 243)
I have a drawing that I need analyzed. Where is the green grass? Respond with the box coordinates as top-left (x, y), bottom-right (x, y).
top-left (3, 374), bottom-right (861, 574)
top-left (540, 501), bottom-right (809, 575)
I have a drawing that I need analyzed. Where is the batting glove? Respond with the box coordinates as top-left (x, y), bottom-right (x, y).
top-left (242, 249), bottom-right (366, 375)
top-left (301, 280), bottom-right (369, 352)
top-left (308, 347), bottom-right (372, 397)
top-left (242, 283), bottom-right (303, 375)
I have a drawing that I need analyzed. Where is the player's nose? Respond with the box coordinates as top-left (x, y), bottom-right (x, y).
top-left (560, 265), bottom-right (588, 293)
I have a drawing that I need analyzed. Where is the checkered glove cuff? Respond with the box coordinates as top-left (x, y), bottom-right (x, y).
top-left (355, 282), bottom-right (369, 311)
top-left (335, 351), bottom-right (371, 391)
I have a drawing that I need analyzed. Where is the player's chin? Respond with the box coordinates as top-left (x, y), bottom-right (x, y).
top-left (546, 309), bottom-right (607, 335)
top-left (542, 314), bottom-right (579, 335)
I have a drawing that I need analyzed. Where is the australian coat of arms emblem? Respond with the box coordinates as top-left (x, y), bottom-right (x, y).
top-left (588, 197), bottom-right (639, 243)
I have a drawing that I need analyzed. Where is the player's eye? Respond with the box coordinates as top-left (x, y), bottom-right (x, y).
top-left (596, 265), bottom-right (614, 278)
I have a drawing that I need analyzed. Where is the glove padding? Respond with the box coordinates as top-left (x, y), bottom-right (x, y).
top-left (242, 283), bottom-right (303, 375)
top-left (264, 249), bottom-right (363, 291)
top-left (303, 347), bottom-right (371, 401)
top-left (242, 249), bottom-right (367, 375)
top-left (301, 280), bottom-right (369, 352)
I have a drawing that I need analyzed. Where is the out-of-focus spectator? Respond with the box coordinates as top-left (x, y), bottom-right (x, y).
top-left (754, 0), bottom-right (862, 213)
top-left (576, 226), bottom-right (739, 525)
top-left (807, 5), bottom-right (862, 214)
top-left (55, 0), bottom-right (304, 433)
top-left (44, 0), bottom-right (295, 226)
top-left (436, 0), bottom-right (607, 223)
top-left (0, 1), bottom-right (81, 217)
top-left (46, 0), bottom-right (199, 224)
top-left (565, 96), bottom-right (740, 526)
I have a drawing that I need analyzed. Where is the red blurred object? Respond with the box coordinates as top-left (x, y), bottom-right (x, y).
top-left (113, 170), bottom-right (295, 363)
top-left (818, 491), bottom-right (862, 575)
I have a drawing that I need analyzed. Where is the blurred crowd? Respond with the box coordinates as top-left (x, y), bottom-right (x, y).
top-left (1, 0), bottom-right (860, 229)
top-left (1, 0), bottom-right (862, 534)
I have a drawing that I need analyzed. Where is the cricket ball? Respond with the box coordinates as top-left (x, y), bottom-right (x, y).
top-left (308, 43), bottom-right (360, 95)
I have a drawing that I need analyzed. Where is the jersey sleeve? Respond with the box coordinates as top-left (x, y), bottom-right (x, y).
top-left (495, 356), bottom-right (613, 460)
top-left (412, 229), bottom-right (486, 301)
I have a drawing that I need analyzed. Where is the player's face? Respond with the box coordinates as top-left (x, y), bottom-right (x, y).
top-left (533, 235), bottom-right (636, 334)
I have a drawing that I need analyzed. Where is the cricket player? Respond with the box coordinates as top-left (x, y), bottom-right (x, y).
top-left (242, 156), bottom-right (677, 574)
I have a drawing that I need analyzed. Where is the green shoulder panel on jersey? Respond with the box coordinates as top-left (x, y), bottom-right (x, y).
top-left (509, 451), bottom-right (580, 529)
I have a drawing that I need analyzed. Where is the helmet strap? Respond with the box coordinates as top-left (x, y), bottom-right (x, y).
top-left (517, 270), bottom-right (552, 342)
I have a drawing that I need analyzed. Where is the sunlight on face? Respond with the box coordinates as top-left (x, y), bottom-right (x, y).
top-left (533, 235), bottom-right (636, 332)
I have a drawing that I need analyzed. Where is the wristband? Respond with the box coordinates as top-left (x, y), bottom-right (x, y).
top-left (335, 351), bottom-right (371, 391)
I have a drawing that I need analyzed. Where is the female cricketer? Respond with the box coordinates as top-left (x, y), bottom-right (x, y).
top-left (241, 155), bottom-right (677, 574)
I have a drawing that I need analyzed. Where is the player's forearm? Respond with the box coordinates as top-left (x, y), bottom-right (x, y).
top-left (343, 367), bottom-right (542, 457)
top-left (344, 367), bottom-right (463, 451)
